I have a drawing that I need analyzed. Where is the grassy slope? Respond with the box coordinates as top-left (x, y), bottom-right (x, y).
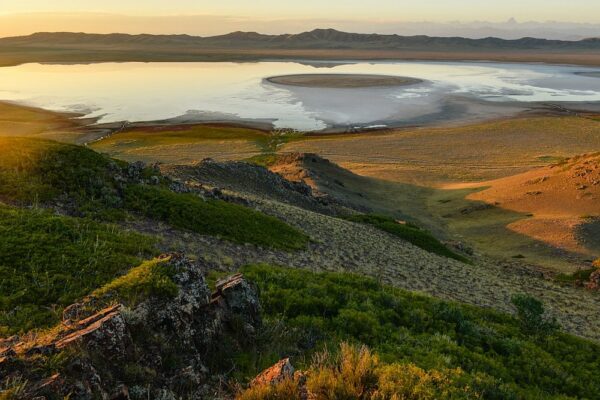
top-left (91, 124), bottom-right (268, 164)
top-left (277, 116), bottom-right (600, 271)
top-left (0, 137), bottom-right (308, 250)
top-left (124, 185), bottom-right (308, 250)
top-left (234, 264), bottom-right (600, 399)
top-left (284, 116), bottom-right (600, 185)
top-left (345, 214), bottom-right (470, 263)
top-left (0, 206), bottom-right (157, 334)
top-left (0, 137), bottom-right (310, 332)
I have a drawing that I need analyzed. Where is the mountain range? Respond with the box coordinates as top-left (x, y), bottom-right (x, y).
top-left (2, 28), bottom-right (599, 50)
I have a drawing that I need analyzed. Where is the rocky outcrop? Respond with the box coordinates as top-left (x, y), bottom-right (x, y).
top-left (249, 359), bottom-right (314, 400)
top-left (164, 157), bottom-right (349, 216)
top-left (0, 254), bottom-right (262, 400)
top-left (585, 268), bottom-right (600, 290)
top-left (250, 358), bottom-right (295, 387)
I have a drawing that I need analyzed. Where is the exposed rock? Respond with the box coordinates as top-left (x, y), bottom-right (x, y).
top-left (251, 358), bottom-right (295, 387)
top-left (585, 269), bottom-right (600, 290)
top-left (250, 359), bottom-right (315, 400)
top-left (1, 254), bottom-right (262, 400)
top-left (163, 155), bottom-right (349, 216)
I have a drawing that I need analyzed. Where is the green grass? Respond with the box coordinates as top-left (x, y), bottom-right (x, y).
top-left (95, 125), bottom-right (269, 148)
top-left (124, 184), bottom-right (309, 250)
top-left (93, 257), bottom-right (178, 305)
top-left (345, 214), bottom-right (470, 263)
top-left (0, 137), bottom-right (132, 219)
top-left (0, 206), bottom-right (157, 334)
top-left (555, 268), bottom-right (596, 284)
top-left (245, 153), bottom-right (279, 168)
top-left (233, 264), bottom-right (600, 399)
top-left (0, 137), bottom-right (309, 250)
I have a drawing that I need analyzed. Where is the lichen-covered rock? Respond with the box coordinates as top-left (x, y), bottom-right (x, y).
top-left (585, 268), bottom-right (600, 290)
top-left (251, 358), bottom-right (295, 387)
top-left (1, 254), bottom-right (262, 400)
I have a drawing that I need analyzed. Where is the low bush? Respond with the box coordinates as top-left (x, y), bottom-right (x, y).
top-left (239, 343), bottom-right (480, 400)
top-left (234, 264), bottom-right (600, 399)
top-left (124, 185), bottom-right (309, 250)
top-left (345, 214), bottom-right (469, 263)
top-left (511, 294), bottom-right (558, 337)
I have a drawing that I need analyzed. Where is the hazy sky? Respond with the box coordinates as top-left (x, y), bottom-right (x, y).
top-left (3, 0), bottom-right (600, 21)
top-left (1, 1), bottom-right (599, 38)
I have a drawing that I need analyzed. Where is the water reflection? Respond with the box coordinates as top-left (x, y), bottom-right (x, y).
top-left (0, 61), bottom-right (599, 130)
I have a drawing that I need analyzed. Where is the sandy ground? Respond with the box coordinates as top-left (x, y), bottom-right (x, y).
top-left (0, 101), bottom-right (88, 142)
top-left (463, 154), bottom-right (600, 257)
top-left (266, 74), bottom-right (421, 88)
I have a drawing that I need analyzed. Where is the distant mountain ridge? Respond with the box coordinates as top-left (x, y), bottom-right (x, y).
top-left (2, 28), bottom-right (600, 67)
top-left (2, 28), bottom-right (600, 51)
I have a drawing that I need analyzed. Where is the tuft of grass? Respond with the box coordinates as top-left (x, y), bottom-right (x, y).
top-left (93, 257), bottom-right (178, 305)
top-left (345, 214), bottom-right (470, 263)
top-left (245, 153), bottom-right (279, 168)
top-left (236, 264), bottom-right (600, 399)
top-left (555, 268), bottom-right (596, 284)
top-left (124, 184), bottom-right (309, 251)
top-left (239, 343), bottom-right (472, 400)
top-left (0, 205), bottom-right (157, 334)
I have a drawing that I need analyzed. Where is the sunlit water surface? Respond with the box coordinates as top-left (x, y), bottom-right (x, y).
top-left (1, 61), bottom-right (600, 130)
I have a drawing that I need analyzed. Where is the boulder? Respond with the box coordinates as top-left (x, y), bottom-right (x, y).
top-left (251, 358), bottom-right (295, 387)
top-left (585, 269), bottom-right (600, 290)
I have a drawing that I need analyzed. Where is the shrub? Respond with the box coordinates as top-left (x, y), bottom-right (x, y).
top-left (238, 343), bottom-right (476, 400)
top-left (345, 214), bottom-right (469, 263)
top-left (234, 265), bottom-right (600, 398)
top-left (510, 294), bottom-right (558, 337)
top-left (124, 185), bottom-right (309, 250)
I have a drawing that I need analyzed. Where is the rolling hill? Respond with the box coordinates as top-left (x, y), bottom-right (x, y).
top-left (2, 29), bottom-right (600, 66)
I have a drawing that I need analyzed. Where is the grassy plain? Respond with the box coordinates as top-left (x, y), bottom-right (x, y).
top-left (90, 124), bottom-right (268, 163)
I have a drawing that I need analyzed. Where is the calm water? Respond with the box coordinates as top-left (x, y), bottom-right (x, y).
top-left (1, 61), bottom-right (600, 130)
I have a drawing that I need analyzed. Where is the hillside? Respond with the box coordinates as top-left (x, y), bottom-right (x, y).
top-left (3, 29), bottom-right (600, 51)
top-left (2, 29), bottom-right (600, 66)
top-left (466, 153), bottom-right (600, 256)
top-left (1, 137), bottom-right (600, 399)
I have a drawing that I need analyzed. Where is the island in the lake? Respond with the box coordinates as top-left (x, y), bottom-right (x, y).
top-left (265, 74), bottom-right (423, 88)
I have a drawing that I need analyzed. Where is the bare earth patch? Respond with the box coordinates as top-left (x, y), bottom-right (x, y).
top-left (266, 74), bottom-right (421, 88)
top-left (468, 153), bottom-right (600, 257)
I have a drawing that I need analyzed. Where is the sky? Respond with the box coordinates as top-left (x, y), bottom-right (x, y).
top-left (1, 0), bottom-right (599, 38)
